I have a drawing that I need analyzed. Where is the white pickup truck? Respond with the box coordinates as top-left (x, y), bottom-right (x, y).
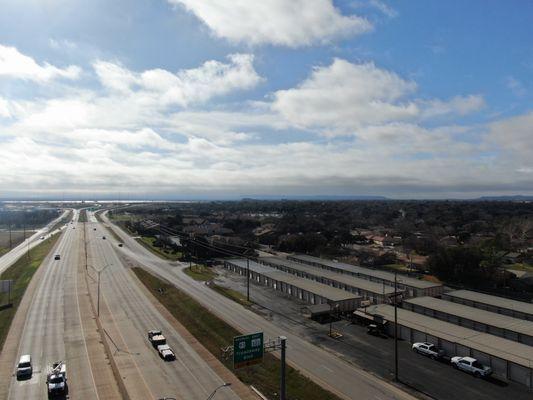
top-left (46, 361), bottom-right (67, 397)
top-left (412, 342), bottom-right (445, 359)
top-left (451, 356), bottom-right (492, 378)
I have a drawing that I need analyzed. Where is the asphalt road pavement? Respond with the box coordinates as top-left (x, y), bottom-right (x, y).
top-left (101, 211), bottom-right (416, 400)
top-left (86, 218), bottom-right (242, 400)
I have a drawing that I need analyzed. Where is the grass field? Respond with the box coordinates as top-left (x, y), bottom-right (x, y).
top-left (183, 264), bottom-right (217, 281)
top-left (211, 284), bottom-right (253, 307)
top-left (135, 236), bottom-right (182, 261)
top-left (0, 232), bottom-right (61, 351)
top-left (78, 209), bottom-right (88, 223)
top-left (0, 231), bottom-right (28, 256)
top-left (133, 267), bottom-right (341, 400)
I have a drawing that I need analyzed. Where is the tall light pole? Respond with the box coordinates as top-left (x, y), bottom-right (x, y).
top-left (88, 263), bottom-right (112, 317)
top-left (280, 336), bottom-right (287, 400)
top-left (206, 383), bottom-right (231, 400)
top-left (394, 271), bottom-right (399, 382)
top-left (246, 258), bottom-right (250, 302)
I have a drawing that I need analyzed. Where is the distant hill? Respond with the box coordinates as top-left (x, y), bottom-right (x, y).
top-left (241, 195), bottom-right (389, 201)
top-left (476, 195), bottom-right (533, 201)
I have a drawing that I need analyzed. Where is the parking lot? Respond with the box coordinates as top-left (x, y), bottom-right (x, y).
top-left (213, 266), bottom-right (532, 400)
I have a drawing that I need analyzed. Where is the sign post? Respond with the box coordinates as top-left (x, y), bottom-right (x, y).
top-left (233, 332), bottom-right (264, 369)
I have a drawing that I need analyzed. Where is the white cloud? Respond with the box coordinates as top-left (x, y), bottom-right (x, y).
top-left (368, 0), bottom-right (398, 18)
top-left (94, 53), bottom-right (261, 107)
top-left (421, 94), bottom-right (485, 119)
top-left (0, 44), bottom-right (81, 82)
top-left (169, 0), bottom-right (372, 47)
top-left (272, 59), bottom-right (418, 134)
top-left (0, 97), bottom-right (11, 118)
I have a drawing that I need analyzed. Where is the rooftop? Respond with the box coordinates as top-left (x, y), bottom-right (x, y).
top-left (405, 296), bottom-right (533, 337)
top-left (363, 304), bottom-right (533, 368)
top-left (225, 259), bottom-right (361, 302)
top-left (445, 290), bottom-right (533, 316)
top-left (259, 257), bottom-right (396, 295)
top-left (289, 254), bottom-right (441, 289)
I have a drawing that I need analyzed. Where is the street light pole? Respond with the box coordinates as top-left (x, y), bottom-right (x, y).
top-left (280, 336), bottom-right (287, 400)
top-left (206, 383), bottom-right (232, 400)
top-left (394, 270), bottom-right (398, 382)
top-left (88, 263), bottom-right (111, 317)
top-left (246, 258), bottom-right (250, 302)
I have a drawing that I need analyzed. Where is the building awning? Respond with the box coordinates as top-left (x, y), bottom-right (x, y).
top-left (353, 310), bottom-right (375, 321)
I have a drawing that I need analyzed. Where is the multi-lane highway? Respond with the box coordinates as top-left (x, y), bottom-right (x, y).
top-left (85, 215), bottom-right (243, 400)
top-left (100, 211), bottom-right (416, 400)
top-left (0, 210), bottom-right (69, 276)
top-left (7, 210), bottom-right (120, 399)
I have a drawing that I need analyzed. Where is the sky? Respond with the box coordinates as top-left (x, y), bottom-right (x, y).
top-left (0, 0), bottom-right (532, 200)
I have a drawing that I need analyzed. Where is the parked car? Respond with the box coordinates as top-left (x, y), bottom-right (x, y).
top-left (54, 255), bottom-right (60, 260)
top-left (412, 342), bottom-right (445, 359)
top-left (451, 356), bottom-right (492, 377)
top-left (157, 344), bottom-right (176, 361)
top-left (16, 354), bottom-right (32, 380)
top-left (367, 324), bottom-right (387, 338)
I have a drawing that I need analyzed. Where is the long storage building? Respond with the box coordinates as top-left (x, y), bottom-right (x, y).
top-left (362, 304), bottom-right (533, 389)
top-left (404, 296), bottom-right (533, 346)
top-left (287, 254), bottom-right (443, 297)
top-left (259, 256), bottom-right (396, 304)
top-left (223, 259), bottom-right (361, 312)
top-left (443, 290), bottom-right (533, 321)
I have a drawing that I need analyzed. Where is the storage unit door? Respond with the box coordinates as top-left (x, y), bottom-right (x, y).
top-left (509, 363), bottom-right (530, 388)
top-left (400, 326), bottom-right (411, 341)
top-left (412, 330), bottom-right (426, 344)
top-left (456, 344), bottom-right (471, 357)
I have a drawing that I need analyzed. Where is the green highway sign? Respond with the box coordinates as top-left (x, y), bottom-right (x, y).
top-left (233, 332), bottom-right (264, 369)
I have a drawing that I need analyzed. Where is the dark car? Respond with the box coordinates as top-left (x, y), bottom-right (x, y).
top-left (54, 255), bottom-right (60, 260)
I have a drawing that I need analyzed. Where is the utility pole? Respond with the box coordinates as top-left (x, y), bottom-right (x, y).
top-left (246, 258), bottom-right (250, 302)
top-left (280, 336), bottom-right (287, 400)
top-left (394, 270), bottom-right (399, 382)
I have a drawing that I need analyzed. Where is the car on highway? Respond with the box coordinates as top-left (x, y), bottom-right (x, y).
top-left (16, 354), bottom-right (32, 380)
top-left (40, 236), bottom-right (45, 240)
top-left (93, 228), bottom-right (96, 231)
top-left (157, 344), bottom-right (176, 361)
top-left (451, 356), bottom-right (492, 377)
top-left (412, 342), bottom-right (445, 359)
top-left (118, 243), bottom-right (123, 247)
top-left (102, 236), bottom-right (106, 240)
top-left (54, 254), bottom-right (60, 260)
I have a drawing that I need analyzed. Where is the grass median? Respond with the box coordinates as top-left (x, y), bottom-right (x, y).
top-left (133, 267), bottom-right (341, 400)
top-left (0, 233), bottom-right (61, 351)
top-left (183, 264), bottom-right (217, 281)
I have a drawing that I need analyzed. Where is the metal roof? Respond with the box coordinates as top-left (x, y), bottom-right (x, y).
top-left (405, 296), bottom-right (533, 337)
top-left (289, 254), bottom-right (441, 289)
top-left (363, 304), bottom-right (533, 368)
top-left (445, 290), bottom-right (533, 317)
top-left (225, 259), bottom-right (360, 302)
top-left (259, 257), bottom-right (396, 295)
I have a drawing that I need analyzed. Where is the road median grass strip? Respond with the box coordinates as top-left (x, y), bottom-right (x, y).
top-left (211, 284), bottom-right (254, 307)
top-left (0, 233), bottom-right (61, 351)
top-left (132, 267), bottom-right (341, 400)
top-left (183, 264), bottom-right (217, 281)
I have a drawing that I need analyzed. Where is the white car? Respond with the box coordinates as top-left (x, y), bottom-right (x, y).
top-left (451, 356), bottom-right (492, 377)
top-left (412, 342), bottom-right (444, 359)
top-left (157, 344), bottom-right (176, 361)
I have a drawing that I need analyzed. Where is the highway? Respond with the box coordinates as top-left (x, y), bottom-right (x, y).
top-left (100, 212), bottom-right (417, 400)
top-left (86, 215), bottom-right (242, 400)
top-left (7, 210), bottom-right (117, 400)
top-left (0, 210), bottom-right (70, 276)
